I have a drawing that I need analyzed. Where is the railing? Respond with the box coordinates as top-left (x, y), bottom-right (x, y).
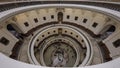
top-left (0, 1), bottom-right (120, 12)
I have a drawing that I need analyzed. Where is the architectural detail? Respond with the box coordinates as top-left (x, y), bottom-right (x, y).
top-left (0, 1), bottom-right (120, 68)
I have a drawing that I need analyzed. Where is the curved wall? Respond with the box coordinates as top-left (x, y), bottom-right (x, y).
top-left (0, 1), bottom-right (120, 68)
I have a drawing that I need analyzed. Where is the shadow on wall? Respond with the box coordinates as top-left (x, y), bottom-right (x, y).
top-left (100, 25), bottom-right (116, 40)
top-left (7, 24), bottom-right (23, 39)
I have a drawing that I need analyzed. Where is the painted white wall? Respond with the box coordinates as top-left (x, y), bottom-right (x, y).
top-left (0, 52), bottom-right (120, 68)
top-left (14, 8), bottom-right (57, 34)
top-left (63, 8), bottom-right (109, 35)
top-left (26, 10), bottom-right (40, 28)
top-left (89, 13), bottom-right (107, 34)
top-left (103, 27), bottom-right (120, 59)
top-left (15, 13), bottom-right (33, 33)
top-left (0, 28), bottom-right (19, 56)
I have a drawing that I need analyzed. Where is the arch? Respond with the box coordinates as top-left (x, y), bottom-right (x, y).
top-left (57, 12), bottom-right (63, 22)
top-left (100, 25), bottom-right (116, 40)
top-left (7, 24), bottom-right (23, 39)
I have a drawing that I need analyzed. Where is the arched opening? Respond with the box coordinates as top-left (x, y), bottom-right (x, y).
top-left (7, 24), bottom-right (24, 59)
top-left (100, 25), bottom-right (116, 40)
top-left (57, 12), bottom-right (63, 22)
top-left (7, 24), bottom-right (23, 39)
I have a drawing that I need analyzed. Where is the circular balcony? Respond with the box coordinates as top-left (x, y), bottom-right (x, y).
top-left (0, 1), bottom-right (120, 68)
